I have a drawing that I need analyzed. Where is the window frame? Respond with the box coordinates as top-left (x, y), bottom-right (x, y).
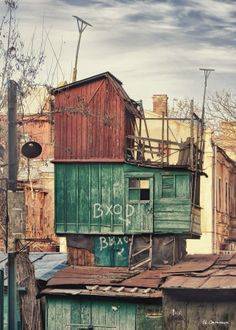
top-left (125, 173), bottom-right (153, 204)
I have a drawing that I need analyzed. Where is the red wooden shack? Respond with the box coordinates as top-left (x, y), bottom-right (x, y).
top-left (53, 72), bottom-right (141, 162)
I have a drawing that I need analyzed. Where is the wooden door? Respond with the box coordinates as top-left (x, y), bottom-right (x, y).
top-left (125, 174), bottom-right (153, 233)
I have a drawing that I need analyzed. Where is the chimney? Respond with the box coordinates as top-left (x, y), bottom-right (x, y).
top-left (152, 94), bottom-right (168, 116)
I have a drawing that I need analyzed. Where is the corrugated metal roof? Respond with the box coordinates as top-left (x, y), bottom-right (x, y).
top-left (46, 266), bottom-right (169, 290)
top-left (44, 253), bottom-right (236, 296)
top-left (162, 275), bottom-right (236, 290)
top-left (42, 287), bottom-right (162, 299)
top-left (163, 254), bottom-right (219, 273)
top-left (161, 253), bottom-right (236, 290)
top-left (0, 252), bottom-right (67, 284)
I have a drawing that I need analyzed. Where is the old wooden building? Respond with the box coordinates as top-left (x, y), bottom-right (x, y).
top-left (44, 72), bottom-right (206, 329)
top-left (52, 72), bottom-right (203, 268)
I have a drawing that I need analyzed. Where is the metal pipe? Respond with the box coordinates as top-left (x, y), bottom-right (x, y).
top-left (213, 143), bottom-right (217, 253)
top-left (8, 252), bottom-right (17, 330)
top-left (161, 112), bottom-right (165, 165)
top-left (0, 269), bottom-right (4, 330)
top-left (72, 31), bottom-right (83, 82)
top-left (190, 99), bottom-right (194, 169)
top-left (8, 80), bottom-right (17, 192)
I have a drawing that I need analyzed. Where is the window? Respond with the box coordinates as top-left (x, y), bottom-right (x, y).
top-left (128, 178), bottom-right (150, 201)
top-left (162, 174), bottom-right (190, 199)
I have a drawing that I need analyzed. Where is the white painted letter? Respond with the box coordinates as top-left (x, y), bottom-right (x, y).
top-left (100, 237), bottom-right (108, 251)
top-left (126, 204), bottom-right (135, 218)
top-left (113, 204), bottom-right (122, 215)
top-left (93, 203), bottom-right (103, 218)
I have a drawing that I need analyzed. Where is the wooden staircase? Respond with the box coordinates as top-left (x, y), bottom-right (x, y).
top-left (128, 234), bottom-right (153, 270)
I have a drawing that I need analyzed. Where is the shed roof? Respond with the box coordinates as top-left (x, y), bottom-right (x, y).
top-left (52, 71), bottom-right (141, 118)
top-left (161, 253), bottom-right (236, 290)
top-left (44, 253), bottom-right (236, 298)
top-left (0, 252), bottom-right (67, 285)
top-left (52, 72), bottom-right (123, 94)
top-left (46, 266), bottom-right (166, 289)
top-left (44, 266), bottom-right (166, 299)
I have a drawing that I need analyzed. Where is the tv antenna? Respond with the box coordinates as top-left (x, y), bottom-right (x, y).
top-left (72, 16), bottom-right (92, 82)
top-left (199, 68), bottom-right (215, 168)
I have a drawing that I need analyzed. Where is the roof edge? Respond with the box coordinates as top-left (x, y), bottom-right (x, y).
top-left (52, 72), bottom-right (122, 94)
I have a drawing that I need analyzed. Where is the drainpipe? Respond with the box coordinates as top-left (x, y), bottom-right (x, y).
top-left (213, 143), bottom-right (217, 253)
top-left (0, 269), bottom-right (3, 330)
top-left (8, 252), bottom-right (17, 330)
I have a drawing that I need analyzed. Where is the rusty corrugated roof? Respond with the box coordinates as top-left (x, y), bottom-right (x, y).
top-left (45, 253), bottom-right (236, 296)
top-left (161, 253), bottom-right (236, 290)
top-left (162, 275), bottom-right (236, 290)
top-left (162, 254), bottom-right (219, 274)
top-left (42, 287), bottom-right (162, 299)
top-left (46, 266), bottom-right (165, 289)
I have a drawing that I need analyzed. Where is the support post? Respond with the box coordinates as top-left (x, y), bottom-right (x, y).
top-left (8, 80), bottom-right (17, 192)
top-left (0, 269), bottom-right (4, 330)
top-left (190, 99), bottom-right (194, 169)
top-left (8, 252), bottom-right (17, 330)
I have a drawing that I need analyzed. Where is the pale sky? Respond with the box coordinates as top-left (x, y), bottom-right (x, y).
top-left (2, 0), bottom-right (236, 110)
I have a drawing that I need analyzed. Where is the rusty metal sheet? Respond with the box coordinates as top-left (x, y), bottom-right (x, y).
top-left (46, 266), bottom-right (165, 289)
top-left (201, 276), bottom-right (236, 289)
top-left (161, 275), bottom-right (208, 289)
top-left (121, 271), bottom-right (163, 288)
top-left (212, 268), bottom-right (236, 276)
top-left (41, 287), bottom-right (162, 299)
top-left (47, 266), bottom-right (140, 287)
top-left (162, 274), bottom-right (236, 290)
top-left (163, 254), bottom-right (218, 273)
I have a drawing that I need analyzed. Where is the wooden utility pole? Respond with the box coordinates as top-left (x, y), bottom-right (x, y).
top-left (0, 268), bottom-right (3, 330)
top-left (199, 68), bottom-right (214, 168)
top-left (72, 16), bottom-right (92, 82)
top-left (8, 80), bottom-right (17, 192)
top-left (7, 80), bottom-right (18, 330)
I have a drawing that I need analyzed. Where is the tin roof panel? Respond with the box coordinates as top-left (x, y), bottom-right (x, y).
top-left (163, 254), bottom-right (219, 273)
top-left (46, 266), bottom-right (165, 289)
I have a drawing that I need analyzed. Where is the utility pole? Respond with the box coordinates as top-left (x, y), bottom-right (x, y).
top-left (7, 80), bottom-right (18, 330)
top-left (8, 80), bottom-right (17, 192)
top-left (72, 16), bottom-right (92, 82)
top-left (199, 68), bottom-right (214, 168)
top-left (0, 268), bottom-right (3, 330)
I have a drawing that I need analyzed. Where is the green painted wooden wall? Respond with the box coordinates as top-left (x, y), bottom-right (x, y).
top-left (55, 163), bottom-right (200, 236)
top-left (95, 236), bottom-right (129, 266)
top-left (46, 296), bottom-right (162, 330)
top-left (3, 292), bottom-right (21, 329)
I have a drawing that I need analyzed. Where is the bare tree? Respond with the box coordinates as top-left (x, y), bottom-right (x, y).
top-left (0, 0), bottom-right (46, 252)
top-left (0, 0), bottom-right (45, 111)
top-left (169, 98), bottom-right (201, 118)
top-left (206, 90), bottom-right (236, 154)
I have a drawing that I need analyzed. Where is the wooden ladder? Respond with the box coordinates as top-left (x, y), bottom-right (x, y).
top-left (128, 234), bottom-right (153, 271)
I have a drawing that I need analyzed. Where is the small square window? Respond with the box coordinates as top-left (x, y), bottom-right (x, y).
top-left (140, 189), bottom-right (150, 200)
top-left (140, 179), bottom-right (149, 189)
top-left (129, 189), bottom-right (140, 201)
top-left (129, 178), bottom-right (140, 188)
top-left (128, 178), bottom-right (150, 201)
